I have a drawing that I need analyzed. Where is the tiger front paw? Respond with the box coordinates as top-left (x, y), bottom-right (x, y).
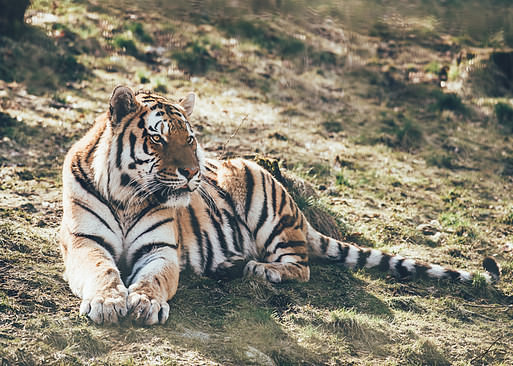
top-left (79, 284), bottom-right (128, 324)
top-left (127, 289), bottom-right (170, 325)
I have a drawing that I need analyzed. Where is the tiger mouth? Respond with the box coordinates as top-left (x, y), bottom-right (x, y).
top-left (154, 186), bottom-right (192, 203)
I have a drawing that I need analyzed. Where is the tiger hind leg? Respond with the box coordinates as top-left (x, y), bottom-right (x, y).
top-left (244, 240), bottom-right (310, 283)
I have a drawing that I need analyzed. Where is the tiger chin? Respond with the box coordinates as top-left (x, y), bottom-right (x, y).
top-left (60, 85), bottom-right (501, 326)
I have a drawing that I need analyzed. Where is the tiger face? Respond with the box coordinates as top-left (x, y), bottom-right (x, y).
top-left (109, 86), bottom-right (204, 208)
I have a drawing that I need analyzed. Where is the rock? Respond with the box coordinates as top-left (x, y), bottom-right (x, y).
top-left (245, 346), bottom-right (275, 366)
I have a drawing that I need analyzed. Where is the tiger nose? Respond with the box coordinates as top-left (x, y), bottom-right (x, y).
top-left (178, 167), bottom-right (199, 180)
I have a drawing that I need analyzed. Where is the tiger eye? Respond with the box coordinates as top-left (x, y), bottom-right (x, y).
top-left (150, 135), bottom-right (162, 144)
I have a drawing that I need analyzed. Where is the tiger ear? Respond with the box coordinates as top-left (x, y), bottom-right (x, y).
top-left (109, 85), bottom-right (137, 125)
top-left (179, 92), bottom-right (195, 118)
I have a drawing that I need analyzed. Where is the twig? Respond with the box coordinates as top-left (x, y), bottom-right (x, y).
top-left (220, 114), bottom-right (248, 159)
top-left (470, 335), bottom-right (502, 364)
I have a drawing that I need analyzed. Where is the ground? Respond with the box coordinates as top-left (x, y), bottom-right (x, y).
top-left (1, 1), bottom-right (513, 365)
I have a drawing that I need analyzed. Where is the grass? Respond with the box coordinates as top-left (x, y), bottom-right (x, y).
top-left (218, 17), bottom-right (305, 58)
top-left (1, 0), bottom-right (513, 365)
top-left (495, 102), bottom-right (513, 131)
top-left (172, 38), bottom-right (219, 75)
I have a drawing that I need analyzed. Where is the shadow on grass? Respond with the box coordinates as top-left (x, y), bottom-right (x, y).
top-left (0, 24), bottom-right (88, 95)
top-left (0, 110), bottom-right (76, 180)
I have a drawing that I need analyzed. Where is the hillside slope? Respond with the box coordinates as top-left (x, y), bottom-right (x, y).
top-left (1, 1), bottom-right (513, 365)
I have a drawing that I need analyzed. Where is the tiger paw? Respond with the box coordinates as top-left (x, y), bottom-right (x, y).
top-left (243, 260), bottom-right (282, 284)
top-left (127, 290), bottom-right (170, 325)
top-left (79, 285), bottom-right (128, 324)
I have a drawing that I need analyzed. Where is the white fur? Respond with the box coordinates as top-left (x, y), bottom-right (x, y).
top-left (345, 246), bottom-right (360, 267)
top-left (365, 249), bottom-right (383, 268)
top-left (427, 264), bottom-right (446, 279)
top-left (402, 258), bottom-right (417, 274)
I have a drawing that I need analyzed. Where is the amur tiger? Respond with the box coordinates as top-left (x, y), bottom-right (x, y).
top-left (60, 85), bottom-right (500, 325)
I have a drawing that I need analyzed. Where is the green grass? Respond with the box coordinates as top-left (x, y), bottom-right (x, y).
top-left (432, 91), bottom-right (467, 114)
top-left (172, 38), bottom-right (219, 75)
top-left (113, 35), bottom-right (139, 56)
top-left (495, 102), bottom-right (513, 131)
top-left (127, 22), bottom-right (153, 44)
top-left (218, 18), bottom-right (305, 57)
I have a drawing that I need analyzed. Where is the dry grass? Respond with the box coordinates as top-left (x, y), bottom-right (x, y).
top-left (1, 1), bottom-right (513, 365)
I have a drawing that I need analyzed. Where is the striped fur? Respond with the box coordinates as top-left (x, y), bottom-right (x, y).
top-left (60, 86), bottom-right (500, 325)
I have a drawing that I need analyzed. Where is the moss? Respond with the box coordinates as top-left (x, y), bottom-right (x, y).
top-left (112, 35), bottom-right (138, 56)
top-left (321, 120), bottom-right (343, 133)
top-left (172, 38), bottom-right (218, 75)
top-left (432, 91), bottom-right (467, 114)
top-left (127, 22), bottom-right (153, 44)
top-left (218, 18), bottom-right (305, 58)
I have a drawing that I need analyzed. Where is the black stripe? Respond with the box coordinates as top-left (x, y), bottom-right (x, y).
top-left (72, 232), bottom-right (116, 259)
top-left (130, 242), bottom-right (178, 268)
top-left (205, 164), bottom-right (216, 173)
top-left (278, 189), bottom-right (287, 215)
top-left (129, 132), bottom-right (152, 166)
top-left (204, 176), bottom-right (253, 236)
top-left (290, 261), bottom-right (308, 268)
top-left (320, 237), bottom-right (329, 254)
top-left (125, 203), bottom-right (160, 236)
top-left (200, 181), bottom-right (222, 219)
top-left (263, 215), bottom-right (296, 250)
top-left (274, 241), bottom-right (306, 250)
top-left (188, 206), bottom-right (205, 271)
top-left (127, 242), bottom-right (177, 284)
top-left (115, 112), bottom-right (145, 168)
top-left (116, 130), bottom-right (125, 168)
top-left (446, 269), bottom-right (460, 280)
top-left (133, 218), bottom-right (174, 243)
top-left (254, 172), bottom-right (269, 237)
top-left (356, 249), bottom-right (371, 269)
top-left (379, 253), bottom-right (392, 272)
top-left (415, 263), bottom-right (429, 278)
top-left (73, 199), bottom-right (115, 234)
top-left (71, 158), bottom-right (120, 223)
top-left (244, 165), bottom-right (255, 220)
top-left (270, 178), bottom-right (277, 216)
top-left (223, 209), bottom-right (244, 254)
top-left (395, 258), bottom-right (410, 278)
top-left (338, 243), bottom-right (349, 263)
top-left (274, 252), bottom-right (307, 262)
top-left (208, 209), bottom-right (228, 256)
top-left (204, 231), bottom-right (214, 274)
top-left (129, 132), bottom-right (138, 163)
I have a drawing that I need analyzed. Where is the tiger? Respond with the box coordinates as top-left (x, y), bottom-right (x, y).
top-left (60, 85), bottom-right (501, 325)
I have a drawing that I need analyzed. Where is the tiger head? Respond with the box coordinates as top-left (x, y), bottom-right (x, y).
top-left (108, 85), bottom-right (204, 208)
